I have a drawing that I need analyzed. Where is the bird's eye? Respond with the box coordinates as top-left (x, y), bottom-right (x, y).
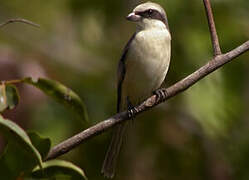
top-left (148, 9), bottom-right (153, 15)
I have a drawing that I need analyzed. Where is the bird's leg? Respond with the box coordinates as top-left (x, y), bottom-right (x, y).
top-left (126, 97), bottom-right (138, 119)
top-left (153, 88), bottom-right (168, 103)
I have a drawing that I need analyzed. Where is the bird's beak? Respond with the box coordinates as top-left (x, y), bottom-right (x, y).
top-left (126, 12), bottom-right (140, 22)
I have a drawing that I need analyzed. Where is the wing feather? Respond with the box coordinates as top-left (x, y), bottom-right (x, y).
top-left (117, 33), bottom-right (136, 112)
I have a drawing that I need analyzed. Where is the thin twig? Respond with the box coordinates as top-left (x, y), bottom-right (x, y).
top-left (203, 0), bottom-right (222, 56)
top-left (1, 77), bottom-right (30, 85)
top-left (0, 18), bottom-right (40, 28)
top-left (2, 79), bottom-right (25, 85)
top-left (45, 40), bottom-right (249, 160)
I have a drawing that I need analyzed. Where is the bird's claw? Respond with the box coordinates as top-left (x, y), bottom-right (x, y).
top-left (128, 107), bottom-right (138, 119)
top-left (153, 89), bottom-right (167, 103)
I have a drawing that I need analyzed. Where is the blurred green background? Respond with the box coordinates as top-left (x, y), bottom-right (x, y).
top-left (0, 0), bottom-right (249, 179)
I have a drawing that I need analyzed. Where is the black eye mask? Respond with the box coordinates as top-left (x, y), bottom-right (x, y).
top-left (135, 9), bottom-right (169, 30)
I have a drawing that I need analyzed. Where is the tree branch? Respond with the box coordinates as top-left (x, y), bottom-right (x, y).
top-left (203, 0), bottom-right (222, 56)
top-left (0, 18), bottom-right (40, 28)
top-left (46, 40), bottom-right (249, 160)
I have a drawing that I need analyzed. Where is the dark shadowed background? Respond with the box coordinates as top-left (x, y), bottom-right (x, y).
top-left (0, 0), bottom-right (249, 179)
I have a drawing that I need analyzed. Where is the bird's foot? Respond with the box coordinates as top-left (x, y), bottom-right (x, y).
top-left (128, 107), bottom-right (138, 119)
top-left (126, 97), bottom-right (138, 119)
top-left (153, 89), bottom-right (167, 103)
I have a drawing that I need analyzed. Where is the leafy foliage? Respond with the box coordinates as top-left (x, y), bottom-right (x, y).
top-left (0, 84), bottom-right (19, 112)
top-left (24, 77), bottom-right (88, 122)
top-left (0, 77), bottom-right (89, 179)
top-left (0, 115), bottom-right (42, 166)
top-left (5, 84), bottom-right (19, 110)
top-left (32, 160), bottom-right (88, 180)
top-left (0, 115), bottom-right (42, 179)
top-left (0, 115), bottom-right (87, 179)
top-left (28, 131), bottom-right (51, 160)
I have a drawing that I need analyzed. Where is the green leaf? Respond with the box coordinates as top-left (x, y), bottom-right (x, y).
top-left (0, 143), bottom-right (38, 180)
top-left (6, 84), bottom-right (19, 110)
top-left (0, 84), bottom-right (7, 112)
top-left (0, 84), bottom-right (20, 113)
top-left (0, 115), bottom-right (42, 179)
top-left (32, 160), bottom-right (88, 180)
top-left (24, 78), bottom-right (88, 122)
top-left (28, 131), bottom-right (51, 160)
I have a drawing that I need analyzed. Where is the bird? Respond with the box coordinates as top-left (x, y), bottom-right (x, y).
top-left (102, 2), bottom-right (171, 178)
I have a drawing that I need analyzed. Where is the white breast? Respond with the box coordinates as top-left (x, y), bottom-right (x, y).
top-left (120, 28), bottom-right (171, 109)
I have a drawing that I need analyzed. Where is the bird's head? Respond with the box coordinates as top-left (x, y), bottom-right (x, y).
top-left (126, 2), bottom-right (169, 31)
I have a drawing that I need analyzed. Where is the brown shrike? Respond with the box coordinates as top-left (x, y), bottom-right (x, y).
top-left (102, 2), bottom-right (171, 178)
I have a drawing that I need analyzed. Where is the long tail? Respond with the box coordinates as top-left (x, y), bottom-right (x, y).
top-left (101, 123), bottom-right (127, 178)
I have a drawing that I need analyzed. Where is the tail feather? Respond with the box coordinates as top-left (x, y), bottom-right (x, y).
top-left (101, 123), bottom-right (127, 178)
